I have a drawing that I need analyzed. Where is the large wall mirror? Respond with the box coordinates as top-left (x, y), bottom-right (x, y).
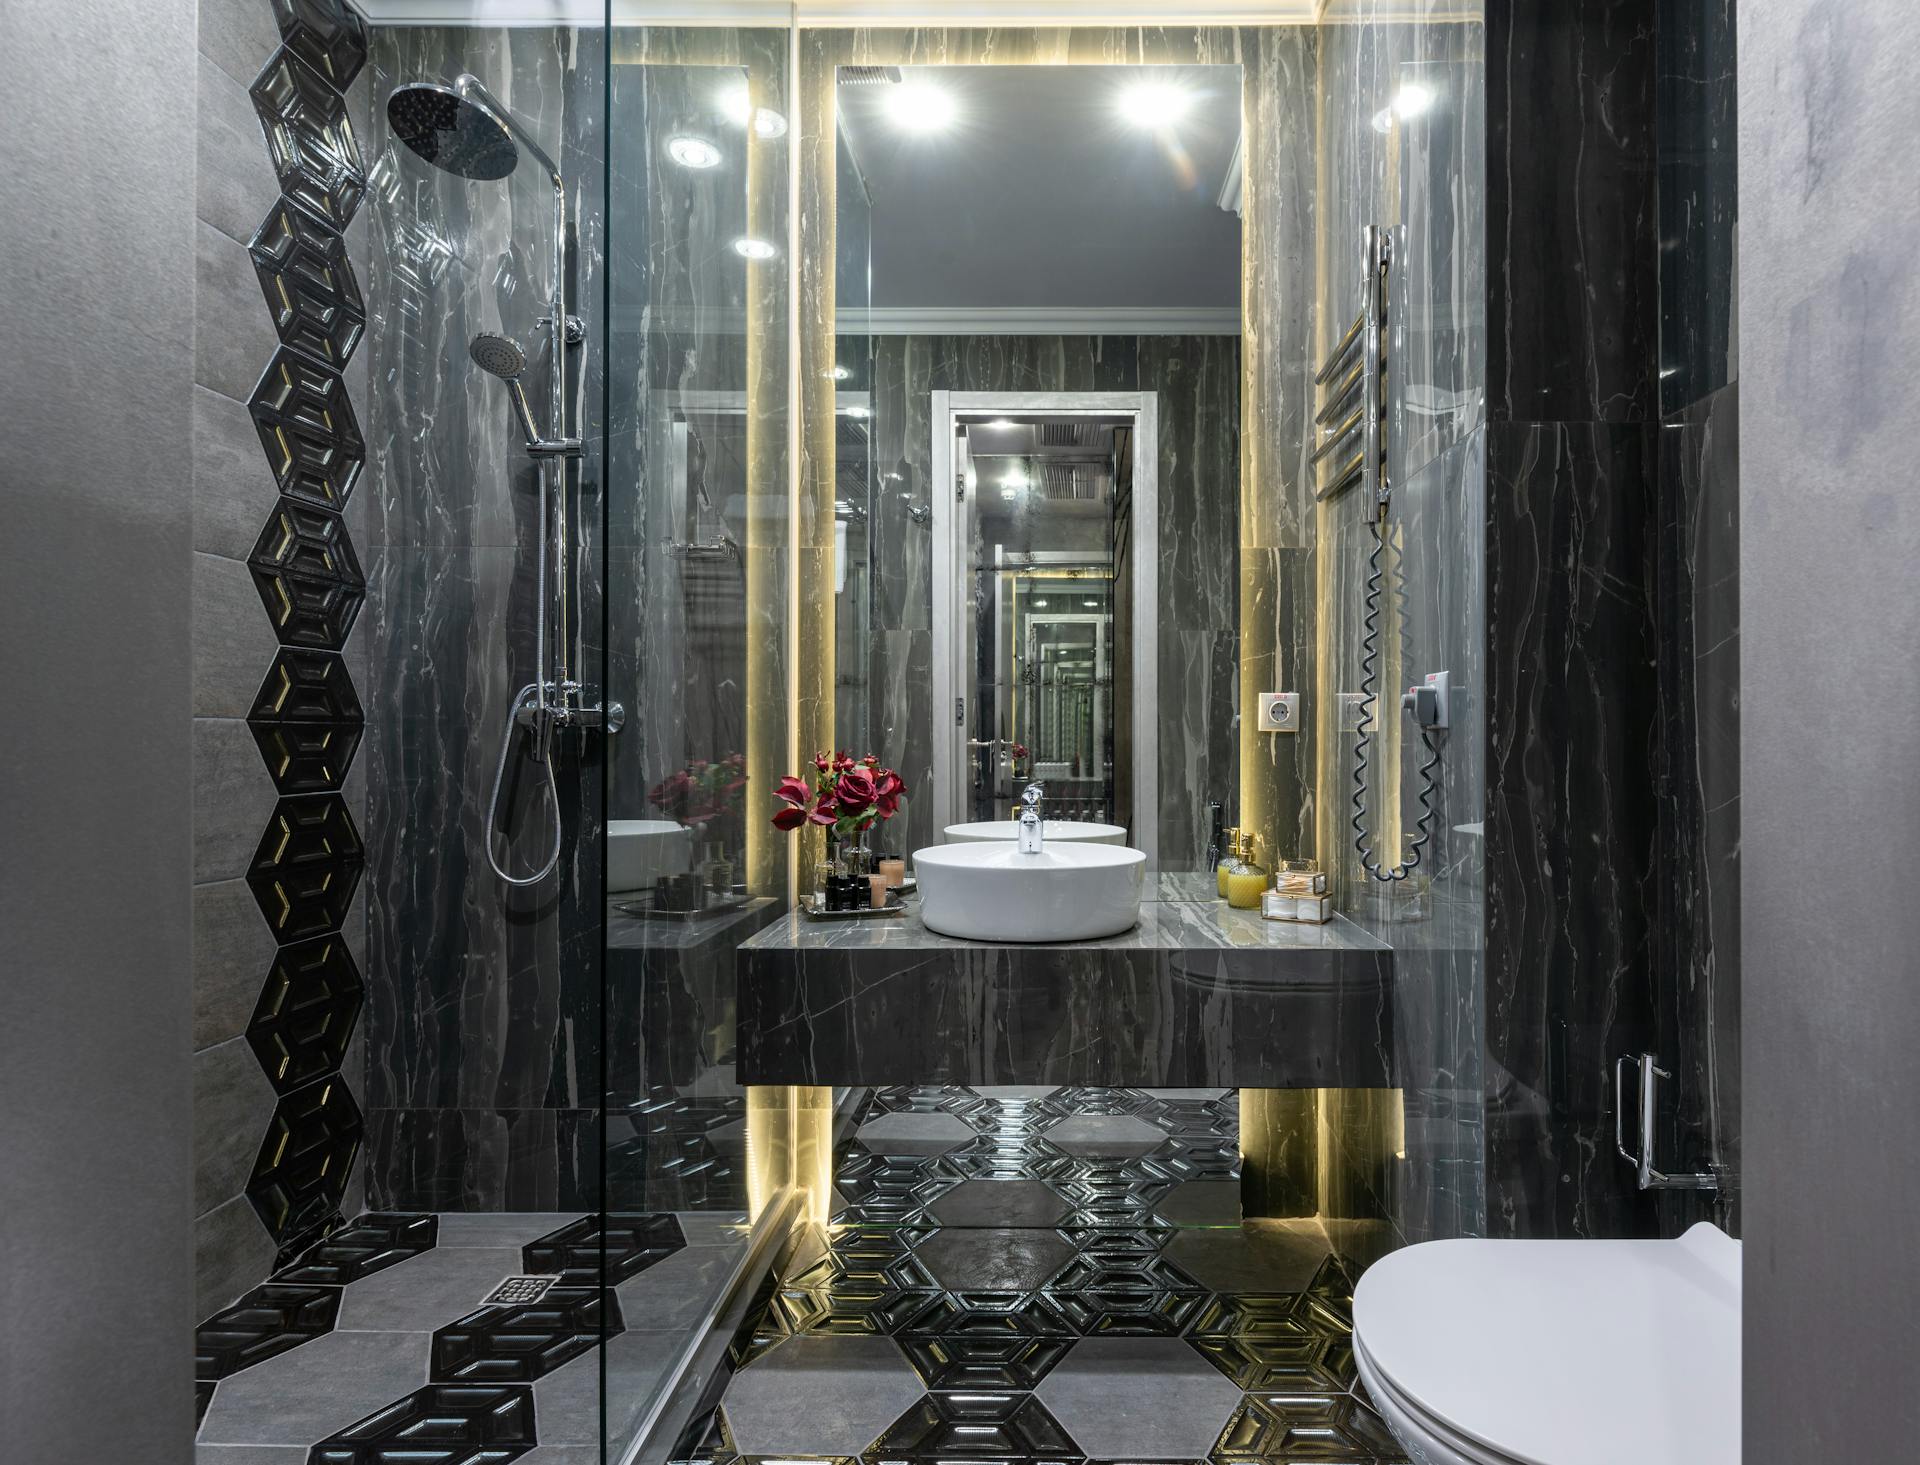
top-left (831, 62), bottom-right (1244, 873)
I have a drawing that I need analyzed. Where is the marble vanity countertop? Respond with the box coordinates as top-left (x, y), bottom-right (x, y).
top-left (737, 876), bottom-right (1397, 1090)
top-left (738, 887), bottom-right (1387, 958)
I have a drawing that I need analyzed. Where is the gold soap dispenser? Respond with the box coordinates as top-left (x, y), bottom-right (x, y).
top-left (1226, 834), bottom-right (1268, 910)
top-left (1215, 825), bottom-right (1241, 898)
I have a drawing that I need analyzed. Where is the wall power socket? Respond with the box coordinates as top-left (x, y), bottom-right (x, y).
top-left (1258, 691), bottom-right (1300, 733)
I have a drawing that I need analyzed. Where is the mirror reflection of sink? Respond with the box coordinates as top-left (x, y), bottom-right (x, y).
top-left (943, 819), bottom-right (1127, 846)
top-left (608, 819), bottom-right (694, 894)
top-left (914, 841), bottom-right (1145, 942)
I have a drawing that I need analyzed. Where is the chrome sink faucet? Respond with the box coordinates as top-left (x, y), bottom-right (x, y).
top-left (1018, 781), bottom-right (1046, 854)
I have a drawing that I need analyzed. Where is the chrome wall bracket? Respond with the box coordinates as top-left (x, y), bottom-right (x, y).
top-left (1614, 1052), bottom-right (1721, 1192)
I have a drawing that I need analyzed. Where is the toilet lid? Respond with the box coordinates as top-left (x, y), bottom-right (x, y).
top-left (1352, 1223), bottom-right (1740, 1465)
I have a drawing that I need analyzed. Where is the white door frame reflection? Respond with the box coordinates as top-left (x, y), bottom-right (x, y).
top-left (930, 390), bottom-right (1159, 870)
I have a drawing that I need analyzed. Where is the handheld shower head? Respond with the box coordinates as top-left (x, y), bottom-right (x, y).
top-left (468, 332), bottom-right (576, 457)
top-left (469, 331), bottom-right (528, 379)
top-left (388, 82), bottom-right (520, 181)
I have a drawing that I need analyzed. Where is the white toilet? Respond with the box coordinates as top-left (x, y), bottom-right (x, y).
top-left (1352, 1222), bottom-right (1740, 1465)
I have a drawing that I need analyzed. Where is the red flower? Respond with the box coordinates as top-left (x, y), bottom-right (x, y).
top-left (772, 804), bottom-right (808, 831)
top-left (808, 793), bottom-right (838, 826)
top-left (813, 751), bottom-right (832, 772)
top-left (836, 768), bottom-right (878, 812)
top-left (774, 775), bottom-right (811, 807)
top-left (874, 769), bottom-right (906, 818)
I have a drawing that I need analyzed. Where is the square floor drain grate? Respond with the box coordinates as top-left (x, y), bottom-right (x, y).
top-left (483, 1275), bottom-right (562, 1306)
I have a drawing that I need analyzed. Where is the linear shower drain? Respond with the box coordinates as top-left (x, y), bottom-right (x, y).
top-left (482, 1275), bottom-right (562, 1306)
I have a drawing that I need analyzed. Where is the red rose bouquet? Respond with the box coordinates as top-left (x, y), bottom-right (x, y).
top-left (772, 750), bottom-right (908, 843)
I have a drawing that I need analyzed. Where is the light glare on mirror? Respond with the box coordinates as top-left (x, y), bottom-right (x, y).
top-left (885, 81), bottom-right (957, 133)
top-left (718, 81), bottom-right (788, 139)
top-left (731, 235), bottom-right (778, 261)
top-left (1118, 80), bottom-right (1193, 130)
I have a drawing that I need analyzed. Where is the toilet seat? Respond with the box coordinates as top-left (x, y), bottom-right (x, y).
top-left (1351, 1222), bottom-right (1740, 1465)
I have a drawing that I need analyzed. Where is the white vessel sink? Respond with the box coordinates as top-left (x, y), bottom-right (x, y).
top-left (914, 841), bottom-right (1146, 942)
top-left (943, 819), bottom-right (1128, 846)
top-left (607, 819), bottom-right (694, 893)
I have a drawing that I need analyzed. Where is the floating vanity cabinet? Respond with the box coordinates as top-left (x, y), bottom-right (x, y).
top-left (736, 878), bottom-right (1398, 1090)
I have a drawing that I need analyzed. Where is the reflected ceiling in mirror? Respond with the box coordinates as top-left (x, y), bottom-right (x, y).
top-left (836, 64), bottom-right (1242, 332)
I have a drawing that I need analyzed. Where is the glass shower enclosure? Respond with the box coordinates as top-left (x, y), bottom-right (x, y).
top-left (189, 6), bottom-right (802, 1463)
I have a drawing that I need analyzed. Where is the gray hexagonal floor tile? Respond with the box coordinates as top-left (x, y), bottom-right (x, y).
top-left (1043, 1112), bottom-right (1167, 1156)
top-left (719, 1334), bottom-right (925, 1457)
top-left (916, 1226), bottom-right (1078, 1291)
top-left (1164, 1219), bottom-right (1330, 1293)
top-left (1035, 1336), bottom-right (1243, 1458)
top-left (857, 1109), bottom-right (979, 1155)
top-left (928, 1178), bottom-right (1073, 1228)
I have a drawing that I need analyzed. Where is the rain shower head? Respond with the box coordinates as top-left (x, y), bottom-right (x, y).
top-left (388, 82), bottom-right (520, 181)
top-left (469, 331), bottom-right (528, 380)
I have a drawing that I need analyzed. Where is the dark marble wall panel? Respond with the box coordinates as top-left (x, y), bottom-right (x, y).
top-left (1483, 419), bottom-right (1661, 1239)
top-left (1485, 0), bottom-right (1658, 424)
top-left (1655, 0), bottom-right (1737, 413)
top-left (865, 332), bottom-right (1241, 868)
top-left (360, 24), bottom-right (606, 1213)
top-left (1654, 385), bottom-right (1740, 1234)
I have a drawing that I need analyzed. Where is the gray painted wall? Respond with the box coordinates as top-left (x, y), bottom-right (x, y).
top-left (1739, 1), bottom-right (1920, 1456)
top-left (0, 1), bottom-right (198, 1461)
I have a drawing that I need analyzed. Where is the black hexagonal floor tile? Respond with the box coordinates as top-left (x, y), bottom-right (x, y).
top-left (274, 1212), bottom-right (436, 1285)
top-left (431, 1286), bottom-right (621, 1383)
top-left (900, 1334), bottom-right (1073, 1390)
top-left (523, 1211), bottom-right (685, 1285)
top-left (866, 1389), bottom-right (1080, 1460)
top-left (307, 1382), bottom-right (537, 1464)
top-left (1208, 1391), bottom-right (1405, 1462)
top-left (194, 1281), bottom-right (341, 1380)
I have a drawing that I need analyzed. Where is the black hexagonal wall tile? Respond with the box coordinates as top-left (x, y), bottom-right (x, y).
top-left (523, 1212), bottom-right (686, 1286)
top-left (246, 794), bottom-right (364, 940)
top-left (249, 198), bottom-right (365, 369)
top-left (247, 1073), bottom-right (365, 1241)
top-left (194, 1281), bottom-right (341, 1379)
top-left (249, 349), bottom-right (364, 512)
top-left (250, 47), bottom-right (365, 228)
top-left (431, 1287), bottom-right (621, 1384)
top-left (307, 1383), bottom-right (537, 1465)
top-left (248, 494), bottom-right (365, 649)
top-left (245, 932), bottom-right (363, 1093)
top-left (249, 647), bottom-right (363, 794)
top-left (275, 1213), bottom-right (438, 1286)
top-left (271, 0), bottom-right (369, 91)
top-left (196, 1379), bottom-right (215, 1426)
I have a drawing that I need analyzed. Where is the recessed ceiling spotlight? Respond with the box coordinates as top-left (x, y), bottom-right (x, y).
top-left (1119, 80), bottom-right (1194, 130)
top-left (828, 365), bottom-right (851, 381)
top-left (1035, 598), bottom-right (1049, 608)
top-left (1392, 82), bottom-right (1435, 120)
top-left (885, 81), bottom-right (957, 133)
top-left (667, 135), bottom-right (722, 170)
top-left (1371, 106), bottom-right (1394, 135)
top-left (1083, 599), bottom-right (1100, 607)
top-left (1002, 470), bottom-right (1032, 490)
top-left (1001, 487), bottom-right (1019, 500)
top-left (843, 404), bottom-right (871, 419)
top-left (731, 235), bottom-right (778, 261)
top-left (752, 107), bottom-right (788, 140)
top-left (983, 418), bottom-right (1016, 430)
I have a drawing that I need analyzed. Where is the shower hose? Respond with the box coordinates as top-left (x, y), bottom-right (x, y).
top-left (486, 683), bottom-right (563, 887)
top-left (1351, 509), bottom-right (1442, 883)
